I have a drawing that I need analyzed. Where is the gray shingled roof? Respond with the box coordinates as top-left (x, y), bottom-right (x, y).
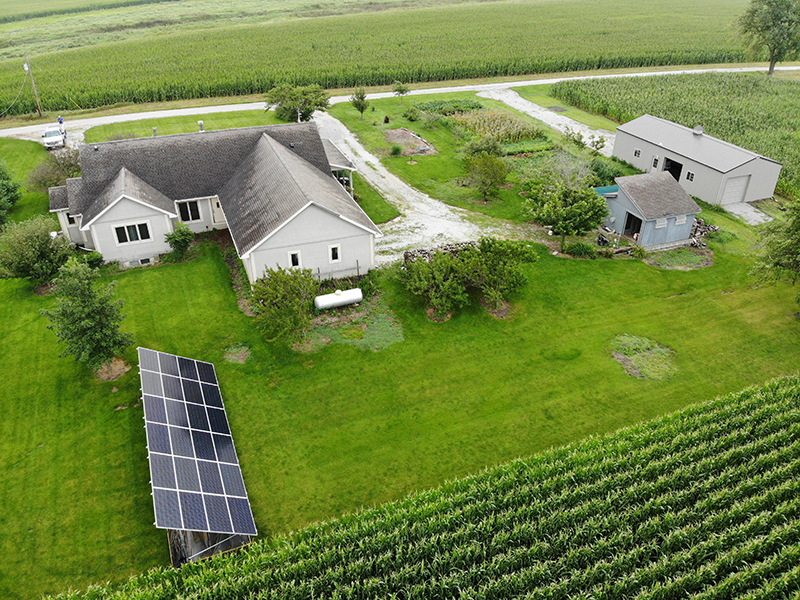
top-left (616, 172), bottom-right (701, 220)
top-left (322, 139), bottom-right (355, 170)
top-left (48, 186), bottom-right (68, 211)
top-left (82, 167), bottom-right (176, 227)
top-left (617, 115), bottom-right (779, 173)
top-left (221, 133), bottom-right (379, 257)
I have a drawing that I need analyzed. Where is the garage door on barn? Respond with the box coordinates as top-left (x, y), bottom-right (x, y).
top-left (721, 175), bottom-right (751, 205)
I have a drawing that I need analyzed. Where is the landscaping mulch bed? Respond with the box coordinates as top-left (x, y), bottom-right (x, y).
top-left (384, 128), bottom-right (438, 157)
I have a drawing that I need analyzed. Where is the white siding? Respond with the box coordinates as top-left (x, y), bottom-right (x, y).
top-left (88, 197), bottom-right (172, 262)
top-left (247, 204), bottom-right (374, 283)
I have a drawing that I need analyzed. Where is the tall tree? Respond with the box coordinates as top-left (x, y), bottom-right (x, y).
top-left (528, 183), bottom-right (609, 252)
top-left (265, 83), bottom-right (330, 122)
top-left (751, 200), bottom-right (800, 299)
top-left (41, 258), bottom-right (134, 371)
top-left (349, 87), bottom-right (369, 119)
top-left (739, 0), bottom-right (800, 75)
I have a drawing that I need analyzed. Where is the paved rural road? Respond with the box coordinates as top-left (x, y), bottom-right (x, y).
top-left (2, 65), bottom-right (792, 243)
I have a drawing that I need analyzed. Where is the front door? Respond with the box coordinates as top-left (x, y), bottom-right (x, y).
top-left (211, 196), bottom-right (226, 225)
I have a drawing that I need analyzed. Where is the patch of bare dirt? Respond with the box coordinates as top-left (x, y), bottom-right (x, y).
top-left (237, 298), bottom-right (254, 316)
top-left (224, 346), bottom-right (250, 364)
top-left (34, 281), bottom-right (55, 296)
top-left (612, 351), bottom-right (644, 379)
top-left (548, 106), bottom-right (567, 112)
top-left (426, 306), bottom-right (452, 322)
top-left (480, 297), bottom-right (512, 319)
top-left (96, 357), bottom-right (130, 381)
top-left (384, 128), bottom-right (438, 157)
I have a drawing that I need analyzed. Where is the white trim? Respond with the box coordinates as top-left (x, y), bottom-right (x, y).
top-left (655, 218), bottom-right (667, 229)
top-left (90, 224), bottom-right (102, 256)
top-left (287, 250), bottom-right (302, 269)
top-left (675, 214), bottom-right (687, 225)
top-left (328, 244), bottom-right (341, 264)
top-left (113, 219), bottom-right (153, 246)
top-left (81, 194), bottom-right (177, 231)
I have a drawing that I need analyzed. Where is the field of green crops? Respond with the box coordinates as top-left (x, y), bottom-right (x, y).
top-left (549, 72), bottom-right (800, 198)
top-left (53, 376), bottom-right (800, 599)
top-left (0, 0), bottom-right (749, 117)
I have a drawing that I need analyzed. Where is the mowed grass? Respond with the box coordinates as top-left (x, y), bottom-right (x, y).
top-left (0, 137), bottom-right (58, 223)
top-left (2, 209), bottom-right (800, 596)
top-left (514, 83), bottom-right (622, 131)
top-left (330, 92), bottom-right (538, 222)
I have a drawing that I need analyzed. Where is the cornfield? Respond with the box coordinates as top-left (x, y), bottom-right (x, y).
top-left (53, 376), bottom-right (800, 599)
top-left (450, 110), bottom-right (545, 143)
top-left (550, 73), bottom-right (800, 197)
top-left (0, 0), bottom-right (748, 117)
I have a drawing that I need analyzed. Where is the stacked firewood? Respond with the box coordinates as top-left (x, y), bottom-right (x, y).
top-left (692, 217), bottom-right (719, 238)
top-left (403, 241), bottom-right (477, 264)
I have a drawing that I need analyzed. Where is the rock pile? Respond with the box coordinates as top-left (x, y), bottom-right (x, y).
top-left (403, 241), bottom-right (477, 264)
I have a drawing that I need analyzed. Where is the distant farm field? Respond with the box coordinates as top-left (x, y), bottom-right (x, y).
top-left (0, 0), bottom-right (749, 116)
top-left (549, 72), bottom-right (800, 197)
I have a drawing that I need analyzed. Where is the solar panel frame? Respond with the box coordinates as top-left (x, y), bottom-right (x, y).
top-left (138, 347), bottom-right (257, 536)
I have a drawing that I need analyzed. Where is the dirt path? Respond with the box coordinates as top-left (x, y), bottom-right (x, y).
top-left (313, 112), bottom-right (540, 262)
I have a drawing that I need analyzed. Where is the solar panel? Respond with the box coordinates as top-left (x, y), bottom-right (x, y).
top-left (137, 347), bottom-right (257, 536)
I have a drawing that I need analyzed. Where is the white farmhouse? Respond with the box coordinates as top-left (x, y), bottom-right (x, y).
top-left (613, 115), bottom-right (781, 206)
top-left (49, 123), bottom-right (381, 283)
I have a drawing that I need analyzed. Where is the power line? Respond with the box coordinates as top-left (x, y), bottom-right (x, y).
top-left (0, 71), bottom-right (28, 117)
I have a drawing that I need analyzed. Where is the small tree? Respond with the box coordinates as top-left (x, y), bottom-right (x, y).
top-left (350, 87), bottom-right (370, 119)
top-left (528, 183), bottom-right (609, 252)
top-left (26, 147), bottom-right (81, 193)
top-left (165, 221), bottom-right (194, 259)
top-left (41, 258), bottom-right (134, 371)
top-left (0, 215), bottom-right (71, 282)
top-left (265, 83), bottom-right (330, 122)
top-left (402, 251), bottom-right (470, 317)
top-left (751, 200), bottom-right (800, 299)
top-left (0, 161), bottom-right (22, 226)
top-left (467, 237), bottom-right (538, 308)
top-left (739, 0), bottom-right (800, 75)
top-left (464, 151), bottom-right (511, 201)
top-left (250, 265), bottom-right (320, 341)
top-left (392, 81), bottom-right (410, 104)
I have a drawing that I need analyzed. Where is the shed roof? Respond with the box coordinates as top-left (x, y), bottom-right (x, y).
top-left (616, 172), bottom-right (701, 220)
top-left (616, 115), bottom-right (779, 173)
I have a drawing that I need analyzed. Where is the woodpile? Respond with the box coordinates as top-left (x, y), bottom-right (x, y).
top-left (692, 217), bottom-right (719, 238)
top-left (403, 241), bottom-right (477, 264)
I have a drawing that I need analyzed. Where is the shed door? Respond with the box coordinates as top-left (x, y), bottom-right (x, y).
top-left (721, 175), bottom-right (750, 205)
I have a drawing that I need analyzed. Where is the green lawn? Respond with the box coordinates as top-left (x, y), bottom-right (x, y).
top-left (2, 207), bottom-right (799, 597)
top-left (330, 92), bottom-right (544, 222)
top-left (514, 83), bottom-right (622, 130)
top-left (0, 137), bottom-right (56, 223)
top-left (352, 172), bottom-right (399, 224)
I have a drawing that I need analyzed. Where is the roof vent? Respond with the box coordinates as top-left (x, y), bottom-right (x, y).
top-left (693, 125), bottom-right (704, 136)
top-left (290, 143), bottom-right (295, 148)
top-left (93, 146), bottom-right (99, 151)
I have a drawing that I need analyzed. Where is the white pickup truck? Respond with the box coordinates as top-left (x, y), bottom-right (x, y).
top-left (42, 124), bottom-right (66, 149)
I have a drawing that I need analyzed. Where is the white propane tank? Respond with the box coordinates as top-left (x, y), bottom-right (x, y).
top-left (314, 288), bottom-right (363, 310)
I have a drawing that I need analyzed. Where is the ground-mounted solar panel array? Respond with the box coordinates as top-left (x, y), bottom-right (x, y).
top-left (137, 347), bottom-right (257, 536)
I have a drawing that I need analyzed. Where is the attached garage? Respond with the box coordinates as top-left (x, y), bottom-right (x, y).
top-left (613, 115), bottom-right (781, 206)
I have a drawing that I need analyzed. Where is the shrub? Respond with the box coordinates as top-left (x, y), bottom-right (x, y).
top-left (403, 106), bottom-right (420, 121)
top-left (597, 247), bottom-right (615, 259)
top-left (0, 215), bottom-right (71, 283)
top-left (25, 147), bottom-right (81, 193)
top-left (390, 144), bottom-right (402, 156)
top-left (631, 245), bottom-right (648, 259)
top-left (80, 251), bottom-right (105, 269)
top-left (164, 222), bottom-right (194, 259)
top-left (461, 136), bottom-right (504, 158)
top-left (250, 266), bottom-right (320, 342)
top-left (464, 152), bottom-right (511, 201)
top-left (0, 161), bottom-right (22, 226)
top-left (564, 241), bottom-right (597, 258)
top-left (589, 156), bottom-right (630, 186)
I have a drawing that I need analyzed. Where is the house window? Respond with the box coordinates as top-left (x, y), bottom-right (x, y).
top-left (686, 171), bottom-right (695, 182)
top-left (676, 215), bottom-right (687, 225)
top-left (329, 244), bottom-right (341, 264)
top-left (652, 157), bottom-right (659, 169)
top-left (634, 148), bottom-right (641, 158)
top-left (178, 200), bottom-right (200, 222)
top-left (655, 218), bottom-right (667, 229)
top-left (288, 251), bottom-right (301, 268)
top-left (66, 213), bottom-right (76, 225)
top-left (115, 222), bottom-right (151, 244)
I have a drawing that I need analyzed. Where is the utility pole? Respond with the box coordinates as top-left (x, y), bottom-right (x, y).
top-left (24, 53), bottom-right (43, 117)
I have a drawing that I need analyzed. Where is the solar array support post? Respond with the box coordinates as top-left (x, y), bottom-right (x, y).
top-left (186, 534), bottom-right (238, 562)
